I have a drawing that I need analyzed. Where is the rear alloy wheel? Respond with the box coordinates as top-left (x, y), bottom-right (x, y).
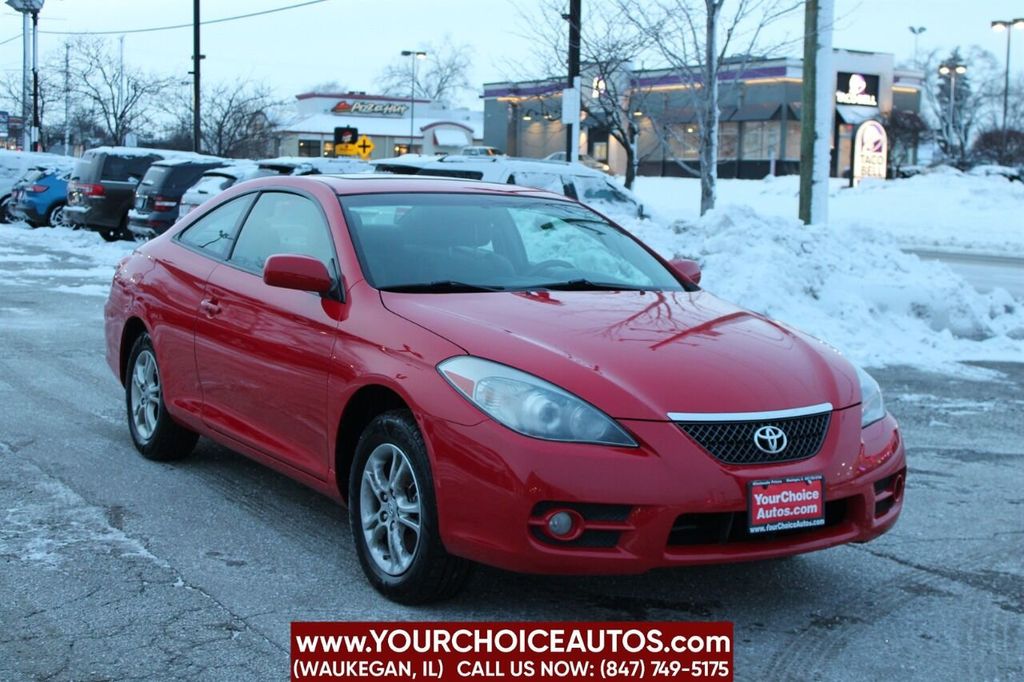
top-left (125, 332), bottom-right (198, 461)
top-left (46, 203), bottom-right (67, 228)
top-left (0, 195), bottom-right (12, 223)
top-left (349, 410), bottom-right (470, 604)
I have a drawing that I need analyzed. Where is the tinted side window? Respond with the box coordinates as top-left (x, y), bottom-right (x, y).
top-left (229, 192), bottom-right (333, 273)
top-left (178, 194), bottom-right (253, 258)
top-left (101, 154), bottom-right (159, 181)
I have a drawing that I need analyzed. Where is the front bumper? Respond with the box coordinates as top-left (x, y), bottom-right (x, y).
top-left (426, 407), bottom-right (905, 574)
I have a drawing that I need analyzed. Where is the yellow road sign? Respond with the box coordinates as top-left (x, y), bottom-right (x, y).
top-left (355, 135), bottom-right (375, 160)
top-left (334, 142), bottom-right (358, 156)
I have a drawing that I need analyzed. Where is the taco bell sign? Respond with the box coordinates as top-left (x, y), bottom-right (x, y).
top-left (851, 120), bottom-right (887, 187)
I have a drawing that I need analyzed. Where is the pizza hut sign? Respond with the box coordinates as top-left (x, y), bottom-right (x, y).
top-left (331, 100), bottom-right (410, 117)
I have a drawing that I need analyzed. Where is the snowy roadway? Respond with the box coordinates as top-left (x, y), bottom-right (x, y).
top-left (908, 249), bottom-right (1024, 299)
top-left (0, 226), bottom-right (1022, 680)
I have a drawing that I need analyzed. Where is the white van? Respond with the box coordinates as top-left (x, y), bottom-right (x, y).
top-left (372, 154), bottom-right (646, 218)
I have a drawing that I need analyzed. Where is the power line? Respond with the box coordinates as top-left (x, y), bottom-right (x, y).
top-left (29, 0), bottom-right (329, 37)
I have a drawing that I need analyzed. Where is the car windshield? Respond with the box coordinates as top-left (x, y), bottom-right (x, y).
top-left (339, 193), bottom-right (686, 293)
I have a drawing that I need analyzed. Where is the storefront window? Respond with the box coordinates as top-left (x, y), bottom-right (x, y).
top-left (784, 121), bottom-right (801, 160)
top-left (741, 122), bottom-right (780, 160)
top-left (718, 122), bottom-right (738, 160)
top-left (298, 139), bottom-right (321, 157)
top-left (323, 141), bottom-right (335, 157)
top-left (667, 123), bottom-right (700, 160)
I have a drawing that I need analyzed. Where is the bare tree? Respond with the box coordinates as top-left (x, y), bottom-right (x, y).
top-left (0, 48), bottom-right (68, 149)
top-left (622, 0), bottom-right (801, 214)
top-left (68, 37), bottom-right (174, 145)
top-left (378, 36), bottom-right (473, 107)
top-left (162, 81), bottom-right (283, 158)
top-left (513, 0), bottom-right (655, 188)
top-left (925, 46), bottom-right (1000, 166)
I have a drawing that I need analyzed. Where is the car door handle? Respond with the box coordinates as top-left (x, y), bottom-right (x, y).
top-left (199, 299), bottom-right (221, 316)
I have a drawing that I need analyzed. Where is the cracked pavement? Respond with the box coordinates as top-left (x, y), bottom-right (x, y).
top-left (1, 232), bottom-right (1021, 680)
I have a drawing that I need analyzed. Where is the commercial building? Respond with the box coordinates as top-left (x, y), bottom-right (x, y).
top-left (482, 50), bottom-right (925, 179)
top-left (274, 92), bottom-right (483, 160)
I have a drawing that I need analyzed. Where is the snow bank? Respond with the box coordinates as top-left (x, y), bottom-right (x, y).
top-left (613, 204), bottom-right (1023, 373)
top-left (634, 171), bottom-right (1024, 257)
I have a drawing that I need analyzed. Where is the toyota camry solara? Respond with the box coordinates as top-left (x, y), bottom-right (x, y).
top-left (104, 174), bottom-right (906, 603)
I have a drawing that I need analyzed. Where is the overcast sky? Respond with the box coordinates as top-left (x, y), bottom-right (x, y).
top-left (1, 0), bottom-right (1021, 110)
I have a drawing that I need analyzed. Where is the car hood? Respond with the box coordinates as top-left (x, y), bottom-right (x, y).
top-left (382, 290), bottom-right (859, 421)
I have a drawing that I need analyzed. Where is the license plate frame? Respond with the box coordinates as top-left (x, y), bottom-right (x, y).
top-left (748, 475), bottom-right (825, 534)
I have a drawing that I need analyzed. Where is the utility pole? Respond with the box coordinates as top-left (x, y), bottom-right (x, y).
top-left (565, 0), bottom-right (581, 160)
top-left (798, 0), bottom-right (834, 225)
top-left (192, 0), bottom-right (202, 153)
top-left (63, 42), bottom-right (69, 155)
top-left (30, 7), bottom-right (39, 150)
top-left (21, 12), bottom-right (30, 150)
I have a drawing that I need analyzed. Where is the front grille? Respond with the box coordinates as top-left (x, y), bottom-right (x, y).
top-left (667, 498), bottom-right (849, 546)
top-left (677, 412), bottom-right (831, 465)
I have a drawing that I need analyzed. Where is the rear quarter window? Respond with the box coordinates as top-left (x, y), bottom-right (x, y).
top-left (100, 154), bottom-right (160, 182)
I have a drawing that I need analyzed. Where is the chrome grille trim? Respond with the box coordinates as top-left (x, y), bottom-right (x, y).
top-left (667, 402), bottom-right (833, 423)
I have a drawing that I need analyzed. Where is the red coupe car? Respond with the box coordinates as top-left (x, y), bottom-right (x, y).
top-left (104, 174), bottom-right (906, 603)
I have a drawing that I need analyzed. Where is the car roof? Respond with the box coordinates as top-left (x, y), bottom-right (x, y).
top-left (234, 172), bottom-right (574, 201)
top-left (372, 153), bottom-right (610, 178)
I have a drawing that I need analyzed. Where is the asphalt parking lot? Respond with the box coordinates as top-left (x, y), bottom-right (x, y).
top-left (1, 236), bottom-right (1021, 681)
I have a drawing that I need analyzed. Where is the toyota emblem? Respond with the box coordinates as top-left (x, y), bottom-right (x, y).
top-left (753, 425), bottom-right (788, 454)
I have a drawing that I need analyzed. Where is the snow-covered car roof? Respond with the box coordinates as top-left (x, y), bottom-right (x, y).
top-left (147, 155), bottom-right (227, 168)
top-left (257, 156), bottom-right (372, 175)
top-left (372, 154), bottom-right (644, 217)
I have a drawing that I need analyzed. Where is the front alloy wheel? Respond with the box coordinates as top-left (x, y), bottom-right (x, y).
top-left (359, 443), bottom-right (422, 576)
top-left (349, 410), bottom-right (470, 603)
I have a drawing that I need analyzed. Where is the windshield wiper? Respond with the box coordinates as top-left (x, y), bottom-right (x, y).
top-left (529, 279), bottom-right (647, 292)
top-left (381, 280), bottom-right (506, 293)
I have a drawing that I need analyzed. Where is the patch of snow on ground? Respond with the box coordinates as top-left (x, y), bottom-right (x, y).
top-left (609, 203), bottom-right (1023, 374)
top-left (633, 171), bottom-right (1024, 257)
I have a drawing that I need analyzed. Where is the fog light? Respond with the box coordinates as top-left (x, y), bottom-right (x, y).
top-left (547, 511), bottom-right (574, 537)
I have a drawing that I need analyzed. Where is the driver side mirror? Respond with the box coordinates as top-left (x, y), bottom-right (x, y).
top-left (263, 254), bottom-right (333, 294)
top-left (669, 258), bottom-right (701, 285)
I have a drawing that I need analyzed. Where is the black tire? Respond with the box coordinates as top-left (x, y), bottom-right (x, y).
top-left (125, 332), bottom-right (198, 461)
top-left (349, 410), bottom-right (471, 604)
top-left (46, 202), bottom-right (66, 228)
top-left (99, 228), bottom-right (120, 242)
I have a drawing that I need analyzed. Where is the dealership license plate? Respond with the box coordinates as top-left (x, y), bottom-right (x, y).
top-left (748, 475), bottom-right (825, 534)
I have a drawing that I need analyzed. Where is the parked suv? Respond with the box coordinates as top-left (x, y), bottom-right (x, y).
top-left (373, 154), bottom-right (645, 217)
top-left (9, 163), bottom-right (76, 227)
top-left (66, 147), bottom-right (198, 241)
top-left (127, 157), bottom-right (225, 238)
top-left (0, 150), bottom-right (73, 222)
top-left (178, 162), bottom-right (265, 217)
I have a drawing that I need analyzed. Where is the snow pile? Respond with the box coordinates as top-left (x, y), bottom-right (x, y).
top-left (0, 224), bottom-right (134, 295)
top-left (614, 205), bottom-right (1023, 372)
top-left (633, 171), bottom-right (1024, 256)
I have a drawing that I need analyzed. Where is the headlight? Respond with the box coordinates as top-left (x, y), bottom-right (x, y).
top-left (856, 365), bottom-right (886, 428)
top-left (438, 356), bottom-right (636, 446)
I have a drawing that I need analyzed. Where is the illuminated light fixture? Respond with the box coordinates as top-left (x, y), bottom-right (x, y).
top-left (522, 112), bottom-right (533, 121)
top-left (632, 110), bottom-right (643, 117)
top-left (955, 65), bottom-right (967, 74)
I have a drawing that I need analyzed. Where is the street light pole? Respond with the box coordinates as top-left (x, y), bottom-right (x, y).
top-left (991, 19), bottom-right (1024, 164)
top-left (908, 26), bottom-right (926, 68)
top-left (6, 1), bottom-right (44, 151)
top-left (400, 50), bottom-right (426, 153)
top-left (938, 63), bottom-right (967, 161)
